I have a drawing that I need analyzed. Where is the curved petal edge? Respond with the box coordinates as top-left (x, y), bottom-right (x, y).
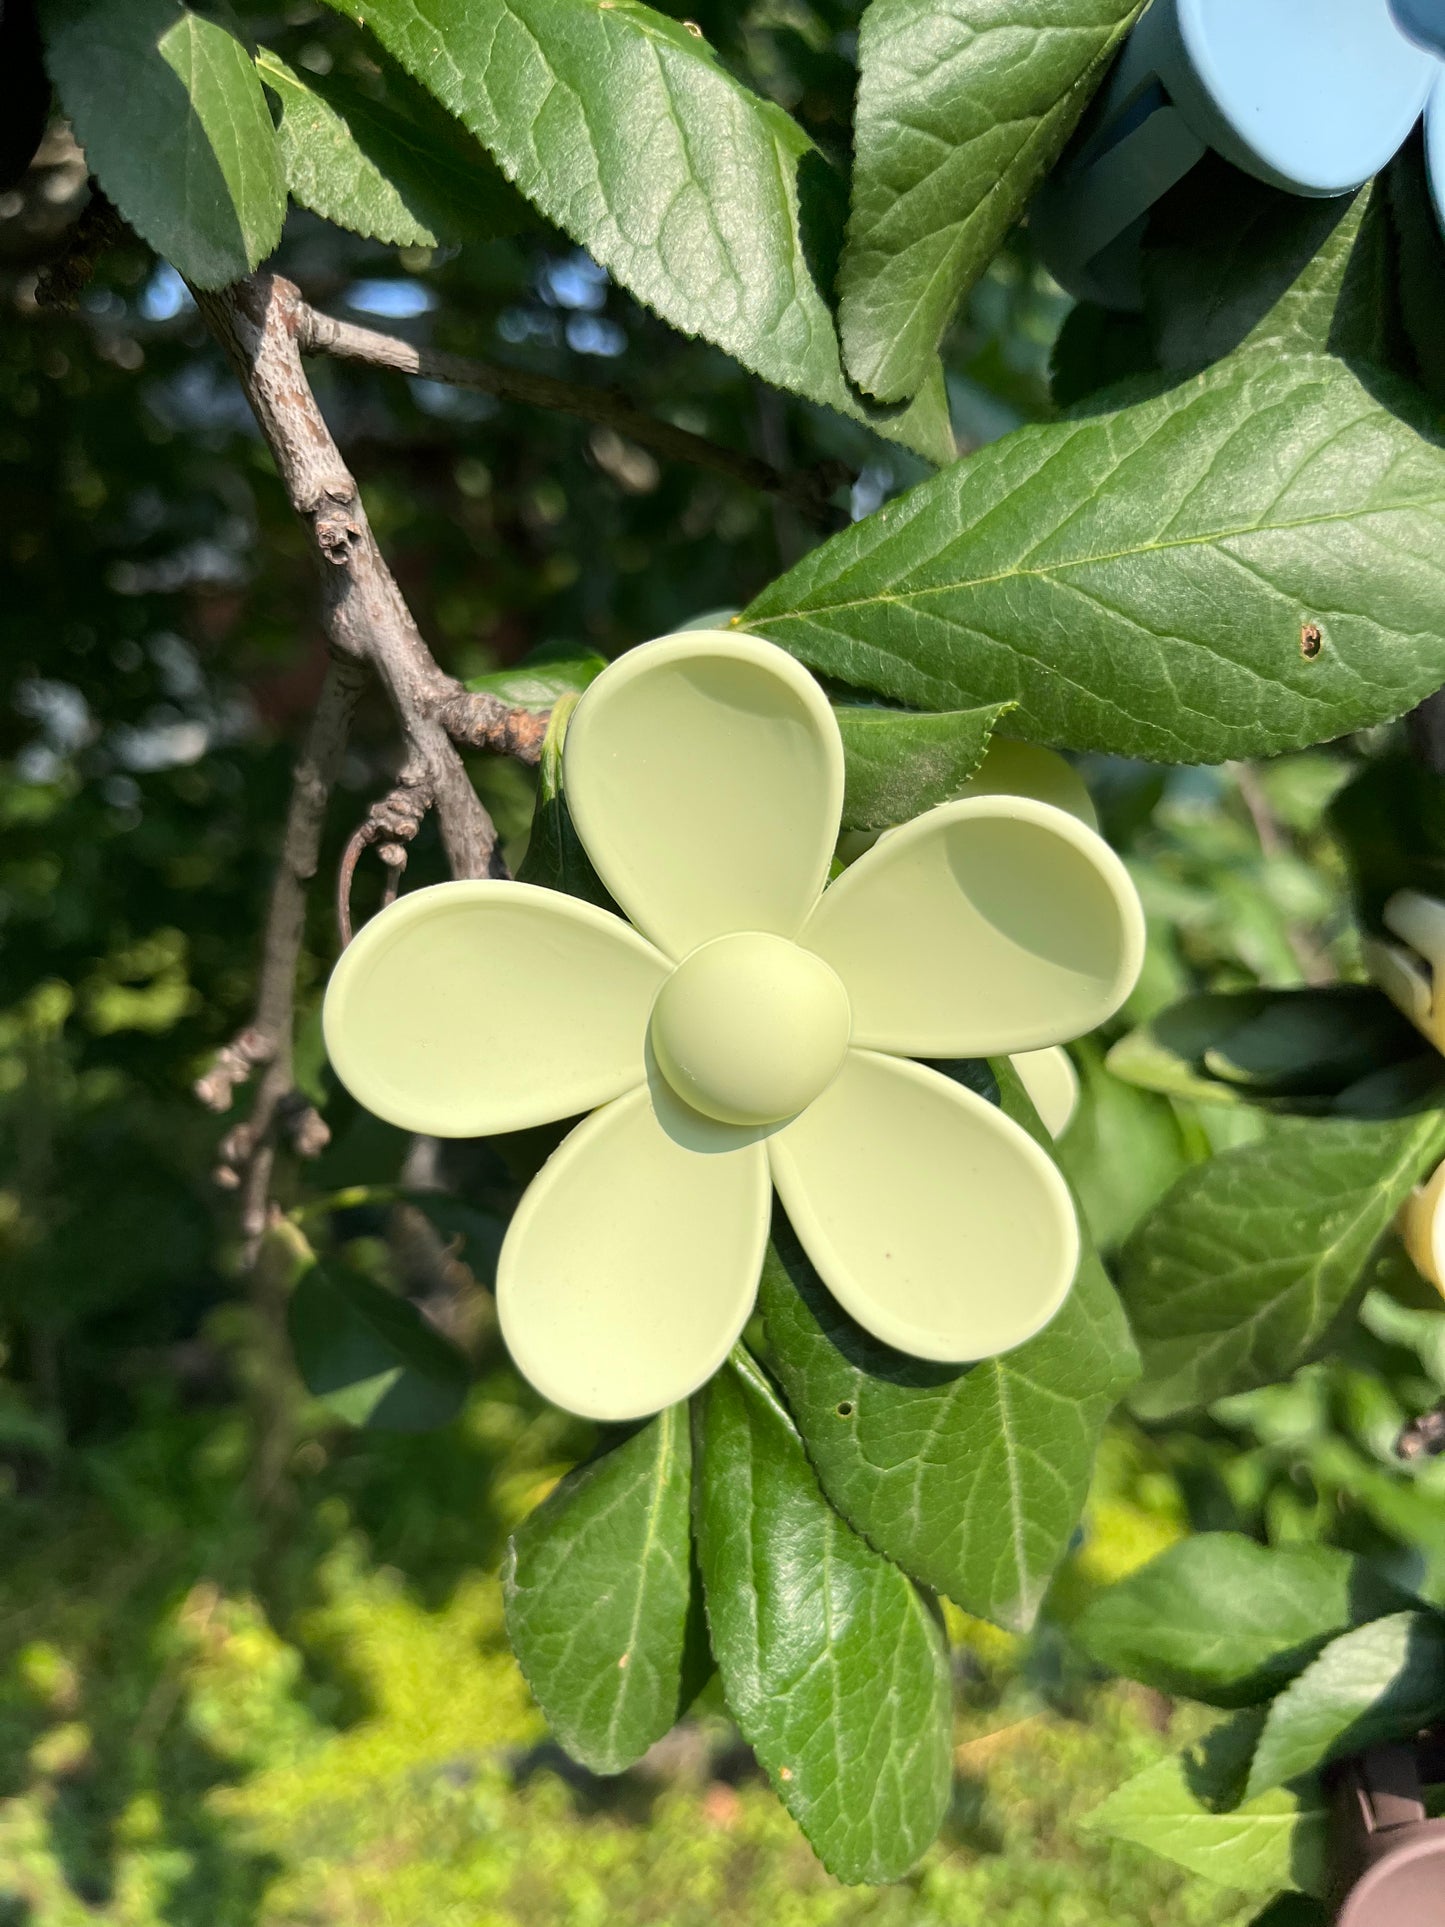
top-left (498, 1086), bottom-right (771, 1420)
top-left (563, 630), bottom-right (845, 959)
top-left (802, 795), bottom-right (1145, 1057)
top-left (323, 880), bottom-right (668, 1137)
top-left (768, 1051), bottom-right (1080, 1362)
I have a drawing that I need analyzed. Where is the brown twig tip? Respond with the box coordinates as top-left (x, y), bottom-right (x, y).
top-left (276, 1092), bottom-right (331, 1160)
top-left (194, 1027), bottom-right (277, 1113)
top-left (1397, 1403), bottom-right (1445, 1461)
top-left (337, 772), bottom-right (434, 946)
top-left (437, 691), bottom-right (549, 764)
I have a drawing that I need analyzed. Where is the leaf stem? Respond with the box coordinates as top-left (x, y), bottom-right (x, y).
top-left (294, 301), bottom-right (849, 523)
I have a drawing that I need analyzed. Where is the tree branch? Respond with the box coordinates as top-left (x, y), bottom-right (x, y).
top-left (193, 272), bottom-right (520, 880)
top-left (335, 765), bottom-right (431, 946)
top-left (190, 272), bottom-right (547, 1248)
top-left (294, 301), bottom-right (850, 523)
top-left (198, 656), bottom-right (363, 1237)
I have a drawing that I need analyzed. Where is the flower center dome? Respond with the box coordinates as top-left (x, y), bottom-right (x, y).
top-left (650, 931), bottom-right (851, 1127)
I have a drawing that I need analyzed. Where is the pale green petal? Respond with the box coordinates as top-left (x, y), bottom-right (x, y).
top-left (323, 881), bottom-right (667, 1137)
top-left (769, 1051), bottom-right (1079, 1362)
top-left (1011, 1046), bottom-right (1080, 1140)
top-left (563, 630), bottom-right (844, 959)
top-left (801, 796), bottom-right (1144, 1056)
top-left (499, 1086), bottom-right (770, 1420)
top-left (1401, 1158), bottom-right (1445, 1296)
top-left (958, 738), bottom-right (1098, 830)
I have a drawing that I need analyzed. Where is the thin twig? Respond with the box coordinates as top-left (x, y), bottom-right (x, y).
top-left (200, 656), bottom-right (364, 1234)
top-left (194, 1025), bottom-right (275, 1115)
top-left (1230, 760), bottom-right (1334, 986)
top-left (295, 302), bottom-right (850, 523)
top-left (188, 274), bottom-right (537, 1249)
top-left (437, 689), bottom-right (548, 761)
top-left (336, 768), bottom-right (433, 946)
top-left (194, 273), bottom-right (504, 881)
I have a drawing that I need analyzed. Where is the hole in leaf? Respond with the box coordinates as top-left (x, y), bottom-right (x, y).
top-left (1300, 622), bottom-right (1323, 660)
top-left (836, 1400), bottom-right (854, 1418)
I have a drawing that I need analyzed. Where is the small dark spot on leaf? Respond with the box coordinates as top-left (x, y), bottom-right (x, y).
top-left (1300, 621), bottom-right (1323, 660)
top-left (836, 1400), bottom-right (854, 1419)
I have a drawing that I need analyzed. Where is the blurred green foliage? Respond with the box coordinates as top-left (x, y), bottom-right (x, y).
top-left (0, 1384), bottom-right (1256, 1926)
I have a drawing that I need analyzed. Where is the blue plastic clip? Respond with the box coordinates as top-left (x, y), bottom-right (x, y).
top-left (1396, 0), bottom-right (1445, 57)
top-left (1032, 0), bottom-right (1440, 310)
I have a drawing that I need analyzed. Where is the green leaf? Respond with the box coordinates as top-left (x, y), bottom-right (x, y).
top-left (1107, 988), bottom-right (1427, 1113)
top-left (1108, 993), bottom-right (1274, 1108)
top-left (1246, 1611), bottom-right (1445, 1800)
top-left (1050, 301), bottom-right (1159, 410)
top-left (761, 1059), bottom-right (1138, 1630)
top-left (739, 352), bottom-right (1445, 763)
top-left (316, 0), bottom-right (954, 465)
top-left (1054, 1041), bottom-right (1193, 1253)
top-left (255, 46), bottom-right (530, 248)
top-left (516, 695), bottom-right (614, 909)
top-left (466, 639), bottom-right (607, 711)
top-left (503, 1406), bottom-right (701, 1775)
top-left (1119, 1109), bottom-right (1445, 1421)
top-left (693, 1350), bottom-right (952, 1883)
top-left (41, 0), bottom-right (285, 289)
top-left (1075, 1534), bottom-right (1413, 1707)
top-left (1088, 1711), bottom-right (1328, 1896)
top-left (834, 701), bottom-right (1009, 830)
top-left (287, 1257), bottom-right (469, 1431)
top-left (1146, 164), bottom-right (1395, 374)
top-left (839, 0), bottom-right (1141, 403)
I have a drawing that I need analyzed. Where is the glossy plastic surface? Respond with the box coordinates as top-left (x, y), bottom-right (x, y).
top-left (1368, 890), bottom-right (1445, 1052)
top-left (769, 1051), bottom-right (1080, 1361)
top-left (321, 630), bottom-right (1149, 1418)
top-left (498, 1085), bottom-right (771, 1421)
top-left (801, 795), bottom-right (1145, 1057)
top-left (1337, 1828), bottom-right (1445, 1926)
top-left (1400, 1157), bottom-right (1445, 1294)
top-left (1011, 1045), bottom-right (1081, 1140)
top-left (959, 738), bottom-right (1099, 830)
top-left (321, 881), bottom-right (667, 1136)
top-left (1394, 0), bottom-right (1445, 56)
top-left (1427, 69), bottom-right (1445, 234)
top-left (650, 930), bottom-right (851, 1126)
top-left (563, 629), bottom-right (844, 960)
top-left (1033, 0), bottom-right (1440, 307)
top-left (1170, 0), bottom-right (1433, 195)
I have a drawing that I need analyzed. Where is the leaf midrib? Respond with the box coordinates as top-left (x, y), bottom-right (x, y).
top-left (601, 1406), bottom-right (675, 1755)
top-left (1144, 1117), bottom-right (1441, 1348)
top-left (847, 37), bottom-right (1120, 380)
top-left (754, 492), bottom-right (1445, 629)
